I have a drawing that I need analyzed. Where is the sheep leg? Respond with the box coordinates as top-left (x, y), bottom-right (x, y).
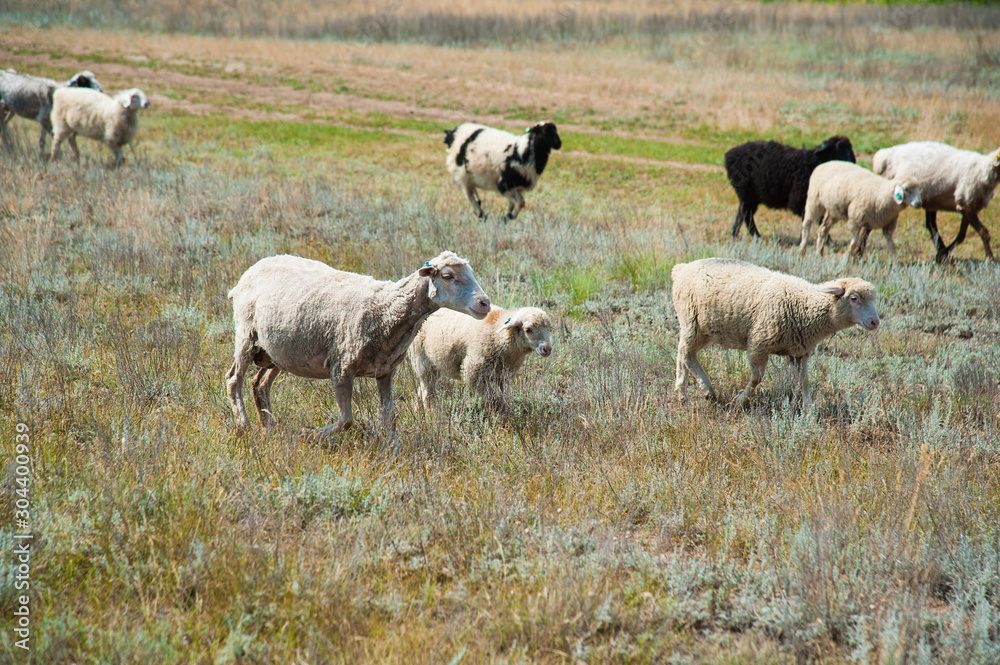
top-left (376, 371), bottom-right (396, 434)
top-left (109, 145), bottom-right (125, 169)
top-left (463, 184), bottom-right (485, 219)
top-left (741, 202), bottom-right (761, 238)
top-left (66, 134), bottom-right (80, 162)
top-left (414, 370), bottom-right (437, 411)
top-left (504, 191), bottom-right (526, 221)
top-left (814, 215), bottom-right (834, 256)
top-left (225, 341), bottom-right (256, 432)
top-left (926, 210), bottom-right (953, 263)
top-left (731, 202), bottom-right (748, 238)
top-left (734, 351), bottom-right (768, 409)
top-left (329, 379), bottom-right (355, 432)
top-left (251, 367), bottom-right (281, 431)
top-left (881, 224), bottom-right (897, 260)
top-left (790, 355), bottom-right (812, 409)
top-left (964, 211), bottom-right (994, 260)
top-left (675, 333), bottom-right (715, 401)
top-left (846, 226), bottom-right (865, 259)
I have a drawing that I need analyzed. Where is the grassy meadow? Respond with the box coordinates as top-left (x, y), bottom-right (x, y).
top-left (2, 2), bottom-right (1000, 663)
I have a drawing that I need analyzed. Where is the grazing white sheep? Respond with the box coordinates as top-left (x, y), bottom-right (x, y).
top-left (799, 161), bottom-right (922, 259)
top-left (50, 87), bottom-right (150, 167)
top-left (0, 68), bottom-right (102, 155)
top-left (873, 141), bottom-right (1000, 262)
top-left (226, 252), bottom-right (491, 435)
top-left (672, 258), bottom-right (880, 409)
top-left (444, 121), bottom-right (562, 221)
top-left (408, 305), bottom-right (553, 412)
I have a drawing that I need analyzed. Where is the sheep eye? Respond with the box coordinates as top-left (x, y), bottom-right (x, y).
top-left (849, 294), bottom-right (859, 302)
top-left (441, 272), bottom-right (454, 280)
top-left (525, 327), bottom-right (533, 334)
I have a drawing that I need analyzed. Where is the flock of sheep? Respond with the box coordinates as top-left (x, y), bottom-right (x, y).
top-left (0, 68), bottom-right (150, 167)
top-left (3, 64), bottom-right (997, 433)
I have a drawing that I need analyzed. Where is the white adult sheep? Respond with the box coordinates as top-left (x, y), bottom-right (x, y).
top-left (0, 68), bottom-right (103, 155)
top-left (799, 161), bottom-right (922, 259)
top-left (226, 252), bottom-right (491, 436)
top-left (873, 141), bottom-right (1000, 262)
top-left (408, 305), bottom-right (553, 413)
top-left (672, 258), bottom-right (880, 409)
top-left (444, 121), bottom-right (562, 221)
top-left (50, 87), bottom-right (150, 167)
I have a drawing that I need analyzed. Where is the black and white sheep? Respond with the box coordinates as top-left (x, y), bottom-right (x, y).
top-left (444, 121), bottom-right (562, 221)
top-left (408, 305), bottom-right (553, 413)
top-left (724, 135), bottom-right (857, 238)
top-left (50, 87), bottom-right (150, 167)
top-left (873, 141), bottom-right (999, 262)
top-left (226, 252), bottom-right (491, 435)
top-left (672, 258), bottom-right (880, 409)
top-left (0, 68), bottom-right (103, 155)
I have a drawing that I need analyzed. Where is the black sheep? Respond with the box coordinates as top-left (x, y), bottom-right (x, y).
top-left (724, 136), bottom-right (856, 238)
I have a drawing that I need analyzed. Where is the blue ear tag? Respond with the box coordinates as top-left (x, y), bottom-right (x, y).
top-left (504, 318), bottom-right (511, 325)
top-left (894, 191), bottom-right (903, 203)
top-left (525, 127), bottom-right (530, 133)
top-left (425, 262), bottom-right (431, 267)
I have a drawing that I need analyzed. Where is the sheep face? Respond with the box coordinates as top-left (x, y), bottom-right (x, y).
top-left (815, 135), bottom-right (856, 164)
top-left (116, 88), bottom-right (150, 110)
top-left (67, 71), bottom-right (103, 92)
top-left (418, 252), bottom-right (491, 319)
top-left (893, 179), bottom-right (922, 209)
top-left (529, 121), bottom-right (561, 151)
top-left (503, 308), bottom-right (553, 357)
top-left (821, 279), bottom-right (880, 331)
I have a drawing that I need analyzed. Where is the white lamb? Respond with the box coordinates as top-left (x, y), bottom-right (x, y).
top-left (672, 258), bottom-right (880, 409)
top-left (408, 305), bottom-right (553, 412)
top-left (444, 121), bottom-right (562, 221)
top-left (226, 252), bottom-right (491, 436)
top-left (0, 68), bottom-right (102, 155)
top-left (799, 161), bottom-right (922, 259)
top-left (873, 141), bottom-right (1000, 262)
top-left (50, 87), bottom-right (150, 167)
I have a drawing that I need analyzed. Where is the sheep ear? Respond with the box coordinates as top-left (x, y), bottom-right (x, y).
top-left (817, 283), bottom-right (846, 297)
top-left (418, 262), bottom-right (436, 277)
top-left (894, 187), bottom-right (904, 204)
top-left (502, 315), bottom-right (522, 330)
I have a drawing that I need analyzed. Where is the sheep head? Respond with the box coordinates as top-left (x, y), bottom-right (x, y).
top-left (527, 121), bottom-right (562, 151)
top-left (67, 70), bottom-right (103, 92)
top-left (818, 278), bottom-right (880, 331)
top-left (418, 251), bottom-right (491, 319)
top-left (502, 307), bottom-right (553, 357)
top-left (116, 88), bottom-right (150, 110)
top-left (893, 178), bottom-right (922, 209)
top-left (815, 135), bottom-right (856, 164)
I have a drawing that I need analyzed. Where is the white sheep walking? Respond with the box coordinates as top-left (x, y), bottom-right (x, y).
top-left (873, 141), bottom-right (999, 262)
top-left (672, 258), bottom-right (880, 409)
top-left (408, 305), bottom-right (553, 413)
top-left (226, 252), bottom-right (491, 435)
top-left (444, 121), bottom-right (561, 221)
top-left (0, 68), bottom-right (102, 155)
top-left (800, 161), bottom-right (922, 259)
top-left (50, 87), bottom-right (150, 167)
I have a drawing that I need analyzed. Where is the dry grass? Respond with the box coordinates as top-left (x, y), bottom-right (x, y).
top-left (2, 3), bottom-right (1000, 664)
